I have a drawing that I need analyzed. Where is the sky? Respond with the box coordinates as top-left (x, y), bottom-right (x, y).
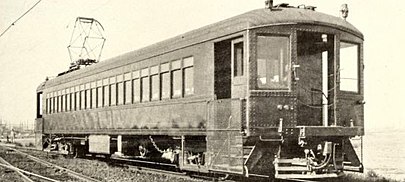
top-left (0, 0), bottom-right (404, 130)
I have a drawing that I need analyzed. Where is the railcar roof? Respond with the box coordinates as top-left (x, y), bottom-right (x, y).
top-left (42, 7), bottom-right (362, 90)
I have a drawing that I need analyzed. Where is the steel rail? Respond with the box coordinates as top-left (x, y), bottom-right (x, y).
top-left (13, 146), bottom-right (230, 181)
top-left (5, 147), bottom-right (101, 182)
top-left (0, 156), bottom-right (34, 182)
top-left (0, 163), bottom-right (58, 182)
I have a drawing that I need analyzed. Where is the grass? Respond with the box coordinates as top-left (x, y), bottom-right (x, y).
top-left (325, 171), bottom-right (403, 182)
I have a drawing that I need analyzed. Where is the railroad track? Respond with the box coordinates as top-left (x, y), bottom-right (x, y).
top-left (0, 145), bottom-right (101, 182)
top-left (2, 145), bottom-right (211, 182)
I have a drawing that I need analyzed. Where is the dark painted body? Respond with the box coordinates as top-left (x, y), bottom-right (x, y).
top-left (35, 7), bottom-right (364, 179)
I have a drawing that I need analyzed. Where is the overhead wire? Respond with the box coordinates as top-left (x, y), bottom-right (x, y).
top-left (0, 0), bottom-right (42, 38)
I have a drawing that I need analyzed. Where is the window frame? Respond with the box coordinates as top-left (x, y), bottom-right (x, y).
top-left (183, 57), bottom-right (194, 96)
top-left (254, 34), bottom-right (291, 91)
top-left (339, 40), bottom-right (361, 94)
top-left (232, 38), bottom-right (244, 77)
top-left (171, 59), bottom-right (182, 98)
top-left (160, 62), bottom-right (170, 100)
top-left (141, 68), bottom-right (150, 102)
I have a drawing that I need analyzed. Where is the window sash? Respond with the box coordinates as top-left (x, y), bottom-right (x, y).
top-left (141, 77), bottom-right (150, 102)
top-left (184, 67), bottom-right (194, 95)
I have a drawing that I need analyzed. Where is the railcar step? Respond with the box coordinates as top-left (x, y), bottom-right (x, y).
top-left (275, 166), bottom-right (310, 172)
top-left (276, 173), bottom-right (341, 179)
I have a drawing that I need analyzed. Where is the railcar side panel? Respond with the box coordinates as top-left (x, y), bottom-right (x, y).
top-left (43, 99), bottom-right (209, 135)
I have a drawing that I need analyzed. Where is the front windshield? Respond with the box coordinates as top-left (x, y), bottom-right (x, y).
top-left (256, 36), bottom-right (290, 90)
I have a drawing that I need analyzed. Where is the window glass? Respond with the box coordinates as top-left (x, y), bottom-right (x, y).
top-left (53, 97), bottom-right (56, 113)
top-left (172, 60), bottom-right (181, 69)
top-left (57, 96), bottom-right (60, 112)
top-left (233, 42), bottom-right (244, 76)
top-left (97, 87), bottom-right (103, 108)
top-left (141, 77), bottom-right (150, 102)
top-left (92, 88), bottom-right (97, 108)
top-left (46, 98), bottom-right (48, 114)
top-left (133, 79), bottom-right (140, 102)
top-left (340, 42), bottom-right (359, 92)
top-left (46, 97), bottom-right (51, 114)
top-left (49, 98), bottom-right (53, 113)
top-left (61, 95), bottom-right (65, 112)
top-left (257, 36), bottom-right (290, 89)
top-left (161, 72), bottom-right (170, 99)
top-left (117, 82), bottom-right (124, 105)
top-left (81, 91), bottom-right (85, 109)
top-left (151, 65), bottom-right (159, 75)
top-left (151, 75), bottom-right (159, 100)
top-left (60, 95), bottom-right (63, 112)
top-left (183, 57), bottom-right (194, 67)
top-left (184, 67), bottom-right (194, 95)
top-left (103, 86), bottom-right (109, 106)
top-left (172, 70), bottom-right (182, 98)
top-left (161, 63), bottom-right (169, 72)
top-left (125, 80), bottom-right (132, 104)
top-left (111, 84), bottom-right (116, 106)
top-left (67, 94), bottom-right (71, 111)
top-left (73, 93), bottom-right (77, 111)
top-left (86, 90), bottom-right (91, 109)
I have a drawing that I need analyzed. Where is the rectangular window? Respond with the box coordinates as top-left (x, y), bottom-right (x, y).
top-left (64, 94), bottom-right (67, 111)
top-left (61, 95), bottom-right (65, 112)
top-left (97, 87), bottom-right (103, 108)
top-left (52, 97), bottom-right (55, 113)
top-left (86, 90), bottom-right (91, 109)
top-left (340, 42), bottom-right (359, 92)
top-left (141, 77), bottom-right (150, 102)
top-left (54, 97), bottom-right (56, 113)
top-left (256, 36), bottom-right (290, 90)
top-left (161, 72), bottom-right (170, 99)
top-left (46, 98), bottom-right (49, 114)
top-left (67, 94), bottom-right (71, 111)
top-left (124, 81), bottom-right (132, 104)
top-left (49, 97), bottom-right (53, 113)
top-left (133, 79), bottom-right (140, 102)
top-left (117, 82), bottom-right (124, 105)
top-left (81, 91), bottom-right (85, 110)
top-left (233, 41), bottom-right (244, 76)
top-left (77, 92), bottom-right (81, 110)
top-left (73, 92), bottom-right (77, 111)
top-left (172, 70), bottom-right (182, 98)
top-left (46, 97), bottom-right (48, 114)
top-left (92, 88), bottom-right (97, 108)
top-left (110, 84), bottom-right (116, 106)
top-left (184, 67), bottom-right (194, 95)
top-left (103, 86), bottom-right (109, 106)
top-left (60, 95), bottom-right (63, 112)
top-left (57, 96), bottom-right (60, 112)
top-left (151, 74), bottom-right (159, 101)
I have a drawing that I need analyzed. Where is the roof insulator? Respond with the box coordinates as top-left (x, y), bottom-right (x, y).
top-left (265, 0), bottom-right (273, 9)
top-left (340, 4), bottom-right (349, 20)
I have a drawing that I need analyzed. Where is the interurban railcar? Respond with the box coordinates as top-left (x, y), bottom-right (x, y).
top-left (35, 3), bottom-right (365, 180)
